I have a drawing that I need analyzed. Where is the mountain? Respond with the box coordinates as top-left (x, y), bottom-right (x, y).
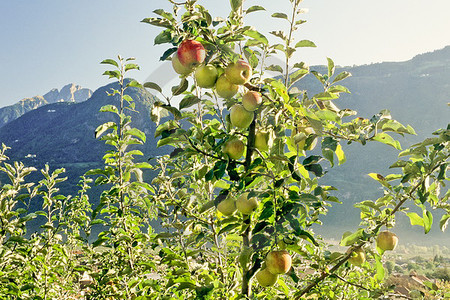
top-left (0, 83), bottom-right (92, 128)
top-left (0, 80), bottom-right (163, 165)
top-left (295, 46), bottom-right (450, 244)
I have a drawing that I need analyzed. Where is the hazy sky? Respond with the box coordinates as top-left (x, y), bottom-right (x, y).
top-left (1, 0), bottom-right (450, 107)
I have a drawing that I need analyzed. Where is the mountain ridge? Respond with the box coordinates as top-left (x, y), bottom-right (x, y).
top-left (0, 83), bottom-right (92, 128)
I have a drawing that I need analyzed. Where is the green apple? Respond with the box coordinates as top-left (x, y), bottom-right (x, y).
top-left (242, 91), bottom-right (262, 111)
top-left (223, 138), bottom-right (245, 160)
top-left (256, 267), bottom-right (278, 287)
top-left (230, 104), bottom-right (254, 129)
top-left (265, 250), bottom-right (292, 275)
top-left (347, 248), bottom-right (365, 266)
top-left (225, 60), bottom-right (252, 85)
top-left (254, 130), bottom-right (271, 152)
top-left (236, 192), bottom-right (258, 215)
top-left (376, 231), bottom-right (398, 251)
top-left (292, 126), bottom-right (317, 150)
top-left (215, 75), bottom-right (239, 98)
top-left (217, 197), bottom-right (236, 216)
top-left (177, 39), bottom-right (206, 68)
top-left (172, 53), bottom-right (193, 75)
top-left (194, 64), bottom-right (218, 88)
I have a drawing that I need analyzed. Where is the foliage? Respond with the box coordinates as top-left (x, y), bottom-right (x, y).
top-left (0, 0), bottom-right (448, 299)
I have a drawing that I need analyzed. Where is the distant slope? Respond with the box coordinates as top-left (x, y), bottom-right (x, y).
top-left (0, 80), bottom-right (162, 165)
top-left (0, 83), bottom-right (92, 128)
top-left (296, 46), bottom-right (450, 244)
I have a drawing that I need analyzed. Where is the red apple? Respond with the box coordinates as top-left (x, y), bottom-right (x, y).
top-left (177, 39), bottom-right (206, 68)
top-left (265, 250), bottom-right (292, 275)
top-left (242, 91), bottom-right (262, 111)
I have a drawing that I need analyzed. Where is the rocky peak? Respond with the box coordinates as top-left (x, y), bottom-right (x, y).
top-left (45, 84), bottom-right (93, 103)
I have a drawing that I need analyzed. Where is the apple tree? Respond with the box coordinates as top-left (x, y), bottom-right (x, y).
top-left (140, 0), bottom-right (449, 299)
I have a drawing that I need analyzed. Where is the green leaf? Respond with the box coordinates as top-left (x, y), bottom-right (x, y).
top-left (125, 63), bottom-right (139, 72)
top-left (289, 68), bottom-right (309, 85)
top-left (154, 30), bottom-right (172, 45)
top-left (272, 12), bottom-right (288, 20)
top-left (295, 40), bottom-right (317, 48)
top-left (160, 47), bottom-right (177, 61)
top-left (102, 70), bottom-right (120, 80)
top-left (144, 82), bottom-right (162, 93)
top-left (375, 254), bottom-right (386, 281)
top-left (100, 105), bottom-right (118, 114)
top-left (126, 128), bottom-right (146, 143)
top-left (243, 30), bottom-right (268, 45)
top-left (100, 59), bottom-right (118, 68)
top-left (440, 214), bottom-right (449, 232)
top-left (141, 17), bottom-right (173, 29)
top-left (372, 133), bottom-right (402, 150)
top-left (95, 122), bottom-right (116, 138)
top-left (406, 212), bottom-right (424, 227)
top-left (230, 0), bottom-right (243, 12)
top-left (316, 110), bottom-right (340, 123)
top-left (332, 71), bottom-right (352, 83)
top-left (328, 85), bottom-right (350, 94)
top-left (127, 80), bottom-right (142, 88)
top-left (266, 64), bottom-right (284, 73)
top-left (246, 5), bottom-right (265, 13)
top-left (162, 105), bottom-right (182, 120)
top-left (179, 95), bottom-right (201, 110)
top-left (172, 78), bottom-right (189, 96)
top-left (423, 210), bottom-right (433, 234)
top-left (340, 228), bottom-right (364, 246)
top-left (327, 57), bottom-right (335, 78)
top-left (335, 144), bottom-right (346, 165)
top-left (219, 223), bottom-right (240, 235)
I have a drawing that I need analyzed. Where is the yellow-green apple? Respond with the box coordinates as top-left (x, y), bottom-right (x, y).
top-left (376, 231), bottom-right (398, 251)
top-left (215, 75), bottom-right (239, 98)
top-left (217, 197), bottom-right (236, 216)
top-left (223, 138), bottom-right (245, 160)
top-left (242, 91), bottom-right (262, 111)
top-left (265, 250), bottom-right (292, 275)
top-left (172, 53), bottom-right (193, 75)
top-left (194, 64), bottom-right (218, 88)
top-left (177, 39), bottom-right (206, 68)
top-left (225, 60), bottom-right (252, 85)
top-left (254, 130), bottom-right (271, 152)
top-left (256, 267), bottom-right (278, 287)
top-left (230, 104), bottom-right (254, 129)
top-left (347, 248), bottom-right (365, 266)
top-left (236, 192), bottom-right (258, 215)
top-left (292, 126), bottom-right (317, 150)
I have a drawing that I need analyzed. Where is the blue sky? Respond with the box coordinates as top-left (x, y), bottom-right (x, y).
top-left (1, 0), bottom-right (450, 106)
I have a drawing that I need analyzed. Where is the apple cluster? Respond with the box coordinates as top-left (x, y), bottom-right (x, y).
top-left (173, 39), bottom-right (271, 161)
top-left (347, 231), bottom-right (398, 268)
top-left (217, 192), bottom-right (258, 217)
top-left (256, 250), bottom-right (292, 287)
